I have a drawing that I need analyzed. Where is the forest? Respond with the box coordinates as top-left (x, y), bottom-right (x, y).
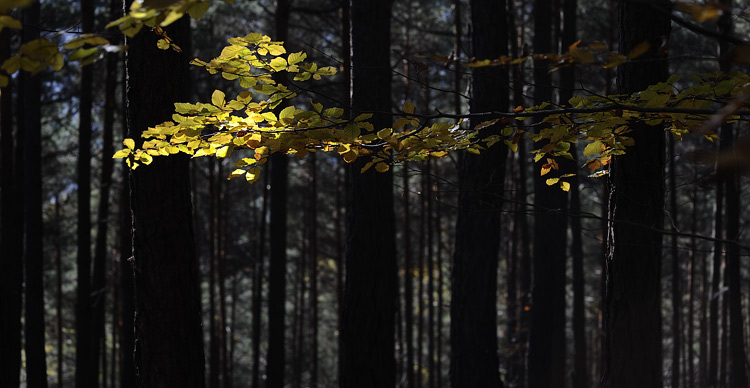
top-left (1, 0), bottom-right (750, 387)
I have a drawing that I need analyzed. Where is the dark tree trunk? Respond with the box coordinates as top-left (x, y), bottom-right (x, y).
top-left (340, 0), bottom-right (397, 386)
top-left (308, 154), bottom-right (319, 388)
top-left (22, 3), bottom-right (49, 387)
top-left (403, 164), bottom-right (416, 388)
top-left (267, 0), bottom-right (290, 386)
top-left (507, 1), bottom-right (531, 383)
top-left (76, 0), bottom-right (95, 386)
top-left (528, 0), bottom-right (567, 386)
top-left (669, 137), bottom-right (681, 388)
top-left (450, 0), bottom-right (508, 387)
top-left (126, 15), bottom-right (205, 388)
top-left (600, 1), bottom-right (670, 387)
top-left (0, 17), bottom-right (22, 388)
top-left (723, 123), bottom-right (748, 388)
top-left (91, 0), bottom-right (120, 384)
top-left (251, 171), bottom-right (269, 388)
top-left (560, 1), bottom-right (585, 384)
top-left (710, 4), bottom-right (731, 385)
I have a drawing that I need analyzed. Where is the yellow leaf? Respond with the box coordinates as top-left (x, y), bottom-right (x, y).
top-left (156, 39), bottom-right (170, 50)
top-left (187, 1), bottom-right (210, 19)
top-left (269, 57), bottom-right (287, 71)
top-left (377, 128), bottom-right (393, 139)
top-left (113, 149), bottom-right (131, 158)
top-left (375, 162), bottom-right (390, 172)
top-left (216, 145), bottom-right (233, 158)
top-left (545, 178), bottom-right (559, 186)
top-left (266, 44), bottom-right (286, 56)
top-left (123, 138), bottom-right (135, 150)
top-left (0, 15), bottom-right (22, 32)
top-left (245, 167), bottom-right (261, 183)
top-left (627, 41), bottom-right (650, 59)
top-left (583, 141), bottom-right (603, 157)
top-left (211, 90), bottom-right (226, 108)
top-left (560, 181), bottom-right (571, 192)
top-left (343, 150), bottom-right (357, 163)
top-left (360, 161), bottom-right (375, 173)
top-left (402, 100), bottom-right (416, 115)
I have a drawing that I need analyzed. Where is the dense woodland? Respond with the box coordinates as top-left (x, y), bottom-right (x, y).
top-left (1, 0), bottom-right (750, 387)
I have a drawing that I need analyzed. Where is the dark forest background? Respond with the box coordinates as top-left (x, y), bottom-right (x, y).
top-left (1, 0), bottom-right (749, 387)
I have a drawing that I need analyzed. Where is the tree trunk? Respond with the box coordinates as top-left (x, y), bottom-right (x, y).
top-left (126, 14), bottom-right (205, 387)
top-left (528, 0), bottom-right (568, 386)
top-left (340, 0), bottom-right (397, 386)
top-left (601, 2), bottom-right (670, 387)
top-left (91, 0), bottom-right (120, 383)
top-left (22, 3), bottom-right (49, 386)
top-left (450, 0), bottom-right (508, 387)
top-left (76, 0), bottom-right (95, 386)
top-left (723, 123), bottom-right (748, 388)
top-left (0, 17), bottom-right (23, 388)
top-left (669, 137), bottom-right (681, 388)
top-left (267, 0), bottom-right (290, 385)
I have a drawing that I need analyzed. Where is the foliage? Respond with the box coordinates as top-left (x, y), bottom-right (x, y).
top-left (114, 30), bottom-right (750, 191)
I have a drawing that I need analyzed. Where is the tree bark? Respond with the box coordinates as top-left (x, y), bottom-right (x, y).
top-left (267, 0), bottom-right (290, 386)
top-left (450, 0), bottom-right (508, 387)
top-left (669, 137), bottom-right (681, 388)
top-left (528, 0), bottom-right (568, 386)
top-left (600, 2), bottom-right (670, 387)
top-left (76, 0), bottom-right (95, 386)
top-left (340, 0), bottom-right (397, 386)
top-left (0, 17), bottom-right (22, 388)
top-left (22, 3), bottom-right (49, 386)
top-left (126, 15), bottom-right (205, 388)
top-left (722, 123), bottom-right (748, 388)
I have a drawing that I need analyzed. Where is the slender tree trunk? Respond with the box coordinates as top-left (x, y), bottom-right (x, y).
top-left (336, 1), bottom-right (350, 383)
top-left (267, 0), bottom-right (290, 386)
top-left (507, 1), bottom-right (531, 384)
top-left (720, 270), bottom-right (728, 388)
top-left (308, 154), bottom-right (319, 388)
top-left (54, 199), bottom-right (64, 388)
top-left (687, 184), bottom-right (697, 388)
top-left (76, 0), bottom-right (95, 386)
top-left (450, 0), bottom-right (508, 387)
top-left (723, 123), bottom-right (748, 388)
top-left (92, 0), bottom-right (120, 382)
top-left (601, 1), bottom-right (670, 387)
top-left (209, 160), bottom-right (220, 388)
top-left (559, 1), bottom-right (586, 387)
top-left (425, 161), bottom-right (436, 388)
top-left (341, 0), bottom-right (397, 386)
top-left (22, 3), bottom-right (49, 386)
top-left (529, 0), bottom-right (567, 386)
top-left (251, 171), bottom-right (269, 388)
top-left (126, 14), bottom-right (205, 387)
top-left (0, 17), bottom-right (23, 388)
top-left (670, 137), bottom-right (681, 388)
top-left (403, 164), bottom-right (416, 388)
